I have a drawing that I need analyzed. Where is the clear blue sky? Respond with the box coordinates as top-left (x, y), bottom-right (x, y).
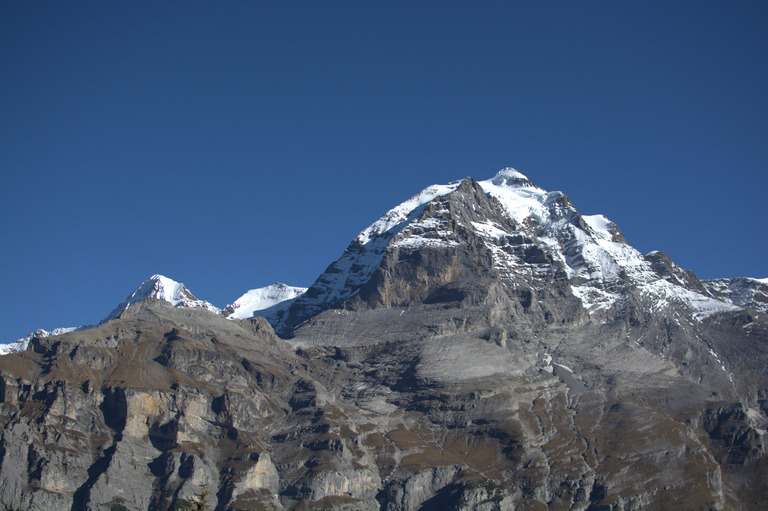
top-left (1, 1), bottom-right (766, 341)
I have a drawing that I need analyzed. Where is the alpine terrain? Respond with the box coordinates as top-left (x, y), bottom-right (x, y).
top-left (1, 168), bottom-right (766, 510)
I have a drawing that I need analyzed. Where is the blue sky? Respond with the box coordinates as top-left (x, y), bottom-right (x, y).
top-left (1, 0), bottom-right (766, 341)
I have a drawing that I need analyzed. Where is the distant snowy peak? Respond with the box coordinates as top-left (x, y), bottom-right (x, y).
top-left (101, 274), bottom-right (220, 323)
top-left (6, 275), bottom-right (306, 354)
top-left (225, 283), bottom-right (307, 321)
top-left (0, 327), bottom-right (81, 356)
top-left (3, 275), bottom-right (220, 353)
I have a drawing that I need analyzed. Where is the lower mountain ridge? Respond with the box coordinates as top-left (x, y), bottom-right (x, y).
top-left (1, 169), bottom-right (766, 510)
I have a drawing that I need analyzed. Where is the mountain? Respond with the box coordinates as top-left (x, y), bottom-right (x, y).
top-left (101, 274), bottom-right (221, 322)
top-left (224, 283), bottom-right (308, 323)
top-left (0, 168), bottom-right (766, 511)
top-left (1, 276), bottom-right (306, 353)
top-left (0, 275), bottom-right (220, 354)
top-left (279, 168), bottom-right (745, 334)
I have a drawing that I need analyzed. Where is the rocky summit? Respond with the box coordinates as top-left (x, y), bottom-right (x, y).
top-left (1, 168), bottom-right (766, 510)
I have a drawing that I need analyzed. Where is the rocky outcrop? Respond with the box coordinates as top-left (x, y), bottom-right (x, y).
top-left (645, 250), bottom-right (709, 294)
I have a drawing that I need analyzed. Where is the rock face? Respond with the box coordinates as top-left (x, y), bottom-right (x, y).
top-left (1, 169), bottom-right (767, 510)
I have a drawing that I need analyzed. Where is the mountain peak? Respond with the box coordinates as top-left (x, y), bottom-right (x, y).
top-left (101, 274), bottom-right (220, 323)
top-left (137, 274), bottom-right (186, 304)
top-left (276, 166), bottom-right (751, 336)
top-left (489, 167), bottom-right (538, 189)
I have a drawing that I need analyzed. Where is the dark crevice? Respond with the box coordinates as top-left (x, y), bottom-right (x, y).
top-left (70, 387), bottom-right (127, 511)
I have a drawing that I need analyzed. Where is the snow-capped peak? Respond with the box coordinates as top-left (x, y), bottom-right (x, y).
top-left (478, 169), bottom-right (551, 225)
top-left (225, 283), bottom-right (307, 321)
top-left (101, 274), bottom-right (220, 323)
top-left (3, 274), bottom-right (221, 354)
top-left (131, 274), bottom-right (188, 305)
top-left (276, 166), bottom-right (748, 335)
top-left (490, 167), bottom-right (539, 189)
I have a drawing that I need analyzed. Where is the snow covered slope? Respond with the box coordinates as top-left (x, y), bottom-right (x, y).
top-left (702, 277), bottom-right (768, 313)
top-left (224, 283), bottom-right (307, 322)
top-left (474, 168), bottom-right (740, 319)
top-left (101, 274), bottom-right (221, 323)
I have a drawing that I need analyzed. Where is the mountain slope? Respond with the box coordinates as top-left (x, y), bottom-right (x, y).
top-left (702, 276), bottom-right (768, 313)
top-left (274, 167), bottom-right (767, 507)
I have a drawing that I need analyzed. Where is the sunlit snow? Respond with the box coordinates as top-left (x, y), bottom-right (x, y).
top-left (476, 168), bottom-right (741, 319)
top-left (357, 182), bottom-right (461, 245)
top-left (226, 283), bottom-right (307, 320)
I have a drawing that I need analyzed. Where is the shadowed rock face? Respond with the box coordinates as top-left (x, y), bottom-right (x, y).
top-left (1, 173), bottom-right (767, 510)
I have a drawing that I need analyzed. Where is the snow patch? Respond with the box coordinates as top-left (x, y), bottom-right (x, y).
top-left (226, 283), bottom-right (307, 321)
top-left (583, 214), bottom-right (616, 240)
top-left (707, 347), bottom-right (733, 382)
top-left (471, 220), bottom-right (508, 239)
top-left (746, 408), bottom-right (768, 436)
top-left (357, 182), bottom-right (461, 245)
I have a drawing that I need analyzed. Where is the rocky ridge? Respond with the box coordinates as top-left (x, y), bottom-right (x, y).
top-left (1, 168), bottom-right (766, 510)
